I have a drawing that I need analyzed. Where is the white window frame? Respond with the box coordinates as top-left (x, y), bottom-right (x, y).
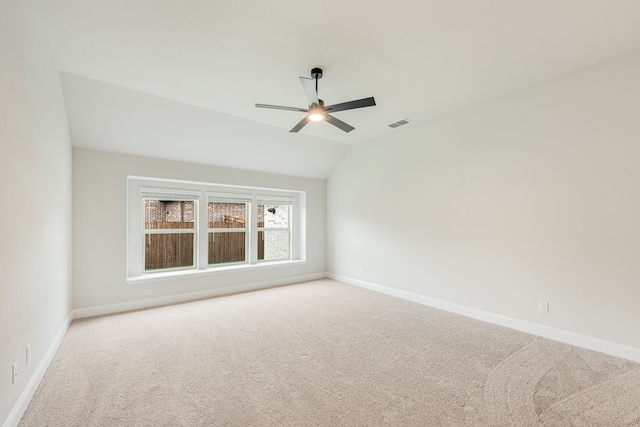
top-left (257, 197), bottom-right (294, 263)
top-left (141, 188), bottom-right (200, 273)
top-left (127, 176), bottom-right (305, 281)
top-left (207, 194), bottom-right (252, 267)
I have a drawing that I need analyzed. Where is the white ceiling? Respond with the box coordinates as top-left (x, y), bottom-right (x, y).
top-left (30, 0), bottom-right (640, 178)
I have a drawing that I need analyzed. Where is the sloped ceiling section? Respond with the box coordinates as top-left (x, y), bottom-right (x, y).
top-left (61, 73), bottom-right (350, 179)
top-left (31, 0), bottom-right (640, 178)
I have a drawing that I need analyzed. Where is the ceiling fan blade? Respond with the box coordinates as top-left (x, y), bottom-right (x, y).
top-left (290, 116), bottom-right (311, 133)
top-left (255, 103), bottom-right (308, 112)
top-left (299, 77), bottom-right (320, 106)
top-left (325, 97), bottom-right (376, 113)
top-left (325, 114), bottom-right (355, 133)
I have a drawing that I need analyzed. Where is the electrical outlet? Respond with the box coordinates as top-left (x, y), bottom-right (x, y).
top-left (360, 266), bottom-right (365, 274)
top-left (26, 345), bottom-right (31, 364)
top-left (12, 361), bottom-right (18, 384)
top-left (143, 290), bottom-right (152, 296)
top-left (538, 300), bottom-right (549, 313)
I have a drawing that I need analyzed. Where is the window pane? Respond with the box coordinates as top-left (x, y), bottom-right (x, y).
top-left (208, 202), bottom-right (246, 228)
top-left (144, 233), bottom-right (194, 271)
top-left (258, 204), bottom-right (289, 229)
top-left (209, 232), bottom-right (246, 264)
top-left (208, 201), bottom-right (247, 265)
top-left (258, 204), bottom-right (291, 261)
top-left (145, 200), bottom-right (195, 229)
top-left (258, 230), bottom-right (290, 261)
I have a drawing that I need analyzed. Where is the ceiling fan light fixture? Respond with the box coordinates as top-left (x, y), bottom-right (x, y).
top-left (308, 105), bottom-right (325, 121)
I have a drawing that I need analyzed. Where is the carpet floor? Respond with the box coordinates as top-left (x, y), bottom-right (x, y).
top-left (19, 279), bottom-right (640, 426)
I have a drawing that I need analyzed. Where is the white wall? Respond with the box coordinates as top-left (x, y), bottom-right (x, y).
top-left (327, 49), bottom-right (640, 350)
top-left (72, 148), bottom-right (326, 312)
top-left (0, 1), bottom-right (72, 425)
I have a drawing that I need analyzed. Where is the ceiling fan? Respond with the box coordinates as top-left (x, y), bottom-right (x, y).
top-left (255, 68), bottom-right (376, 133)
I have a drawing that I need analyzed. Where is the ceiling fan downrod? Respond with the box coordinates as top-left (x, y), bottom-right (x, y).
top-left (311, 67), bottom-right (323, 96)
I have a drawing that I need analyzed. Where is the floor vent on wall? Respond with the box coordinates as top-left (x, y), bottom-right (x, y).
top-left (388, 118), bottom-right (412, 128)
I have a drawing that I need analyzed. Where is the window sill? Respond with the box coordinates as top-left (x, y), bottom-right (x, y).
top-left (127, 259), bottom-right (307, 284)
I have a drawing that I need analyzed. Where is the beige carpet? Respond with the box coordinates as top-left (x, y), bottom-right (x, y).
top-left (19, 279), bottom-right (640, 426)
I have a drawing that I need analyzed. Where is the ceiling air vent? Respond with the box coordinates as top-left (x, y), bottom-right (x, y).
top-left (388, 118), bottom-right (411, 128)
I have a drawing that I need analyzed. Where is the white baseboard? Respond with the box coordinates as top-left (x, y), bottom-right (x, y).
top-left (3, 313), bottom-right (72, 427)
top-left (73, 273), bottom-right (326, 320)
top-left (328, 273), bottom-right (640, 363)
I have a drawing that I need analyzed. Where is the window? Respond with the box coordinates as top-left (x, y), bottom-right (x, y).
top-left (142, 190), bottom-right (199, 272)
top-left (127, 177), bottom-right (305, 280)
top-left (257, 199), bottom-right (292, 261)
top-left (208, 196), bottom-right (250, 266)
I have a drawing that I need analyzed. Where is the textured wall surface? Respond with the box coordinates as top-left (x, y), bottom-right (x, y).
top-left (0, 1), bottom-right (72, 424)
top-left (328, 49), bottom-right (640, 350)
top-left (73, 148), bottom-right (325, 310)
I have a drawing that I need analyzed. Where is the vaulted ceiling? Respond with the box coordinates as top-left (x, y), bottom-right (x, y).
top-left (30, 0), bottom-right (640, 178)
